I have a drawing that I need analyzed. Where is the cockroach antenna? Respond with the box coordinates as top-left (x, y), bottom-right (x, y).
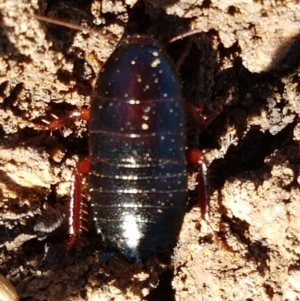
top-left (26, 13), bottom-right (117, 40)
top-left (31, 13), bottom-right (96, 33)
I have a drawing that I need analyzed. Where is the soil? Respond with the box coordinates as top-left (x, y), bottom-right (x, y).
top-left (0, 0), bottom-right (300, 300)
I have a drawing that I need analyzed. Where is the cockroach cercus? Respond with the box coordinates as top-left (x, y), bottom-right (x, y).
top-left (33, 15), bottom-right (210, 263)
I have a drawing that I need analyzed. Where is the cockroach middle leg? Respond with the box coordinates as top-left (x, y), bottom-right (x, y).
top-left (35, 108), bottom-right (90, 131)
top-left (35, 108), bottom-right (91, 251)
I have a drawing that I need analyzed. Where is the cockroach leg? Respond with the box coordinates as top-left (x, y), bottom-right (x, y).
top-left (68, 158), bottom-right (90, 250)
top-left (173, 37), bottom-right (193, 71)
top-left (186, 150), bottom-right (234, 256)
top-left (34, 107), bottom-right (91, 251)
top-left (35, 108), bottom-right (90, 131)
top-left (186, 149), bottom-right (209, 221)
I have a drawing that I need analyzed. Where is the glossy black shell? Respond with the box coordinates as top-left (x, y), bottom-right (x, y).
top-left (89, 35), bottom-right (187, 262)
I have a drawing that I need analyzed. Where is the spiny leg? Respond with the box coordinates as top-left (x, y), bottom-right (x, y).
top-left (68, 158), bottom-right (90, 250)
top-left (186, 149), bottom-right (209, 221)
top-left (34, 108), bottom-right (90, 131)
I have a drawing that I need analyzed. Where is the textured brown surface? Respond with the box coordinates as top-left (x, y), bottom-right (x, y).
top-left (0, 0), bottom-right (300, 300)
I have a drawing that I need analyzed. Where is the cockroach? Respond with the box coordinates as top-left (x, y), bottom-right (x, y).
top-left (33, 15), bottom-right (210, 263)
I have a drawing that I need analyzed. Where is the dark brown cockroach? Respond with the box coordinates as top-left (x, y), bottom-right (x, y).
top-left (33, 15), bottom-right (209, 263)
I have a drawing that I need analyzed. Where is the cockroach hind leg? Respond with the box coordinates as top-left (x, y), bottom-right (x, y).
top-left (186, 148), bottom-right (210, 220)
top-left (66, 234), bottom-right (78, 253)
top-left (206, 220), bottom-right (236, 260)
top-left (67, 158), bottom-right (90, 247)
top-left (186, 149), bottom-right (235, 258)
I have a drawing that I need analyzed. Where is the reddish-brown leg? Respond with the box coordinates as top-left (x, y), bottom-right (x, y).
top-left (34, 108), bottom-right (91, 249)
top-left (68, 158), bottom-right (90, 250)
top-left (186, 147), bottom-right (234, 256)
top-left (35, 108), bottom-right (90, 131)
top-left (186, 149), bottom-right (209, 220)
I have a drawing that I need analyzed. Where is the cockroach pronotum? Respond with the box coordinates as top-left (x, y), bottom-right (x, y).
top-left (33, 15), bottom-right (210, 263)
